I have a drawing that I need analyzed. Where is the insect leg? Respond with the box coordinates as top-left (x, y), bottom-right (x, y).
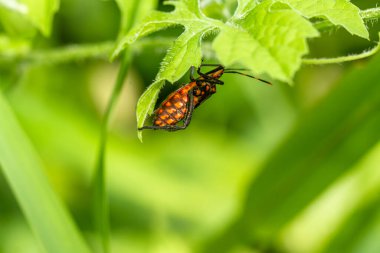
top-left (209, 78), bottom-right (224, 85)
top-left (138, 124), bottom-right (185, 131)
top-left (181, 90), bottom-right (195, 128)
top-left (196, 68), bottom-right (224, 85)
top-left (198, 65), bottom-right (223, 77)
top-left (138, 125), bottom-right (163, 131)
top-left (200, 63), bottom-right (223, 67)
top-left (197, 65), bottom-right (226, 85)
top-left (190, 66), bottom-right (196, 81)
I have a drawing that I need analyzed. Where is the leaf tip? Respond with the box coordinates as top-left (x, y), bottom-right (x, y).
top-left (137, 131), bottom-right (143, 143)
top-left (361, 30), bottom-right (370, 40)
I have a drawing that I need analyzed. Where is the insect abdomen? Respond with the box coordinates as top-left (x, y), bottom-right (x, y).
top-left (153, 91), bottom-right (189, 127)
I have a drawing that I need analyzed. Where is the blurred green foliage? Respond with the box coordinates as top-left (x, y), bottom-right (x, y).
top-left (1, 0), bottom-right (380, 253)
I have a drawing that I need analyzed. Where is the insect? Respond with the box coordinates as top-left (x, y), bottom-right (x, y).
top-left (138, 64), bottom-right (271, 131)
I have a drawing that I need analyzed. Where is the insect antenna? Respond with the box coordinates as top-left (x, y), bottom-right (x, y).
top-left (224, 70), bottom-right (272, 85)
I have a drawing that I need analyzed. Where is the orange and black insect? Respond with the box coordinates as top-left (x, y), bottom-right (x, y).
top-left (138, 64), bottom-right (271, 131)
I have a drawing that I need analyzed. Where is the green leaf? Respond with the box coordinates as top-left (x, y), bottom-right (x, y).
top-left (212, 26), bottom-right (286, 80)
top-left (275, 0), bottom-right (369, 39)
top-left (0, 93), bottom-right (91, 253)
top-left (157, 27), bottom-right (204, 82)
top-left (233, 0), bottom-right (258, 18)
top-left (225, 0), bottom-right (319, 81)
top-left (136, 80), bottom-right (164, 141)
top-left (20, 0), bottom-right (59, 36)
top-left (0, 0), bottom-right (59, 36)
top-left (0, 5), bottom-right (36, 38)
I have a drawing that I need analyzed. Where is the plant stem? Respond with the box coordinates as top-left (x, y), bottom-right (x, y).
top-left (92, 50), bottom-right (131, 253)
top-left (361, 7), bottom-right (380, 21)
top-left (302, 42), bottom-right (380, 65)
top-left (0, 38), bottom-right (174, 66)
top-left (0, 42), bottom-right (114, 66)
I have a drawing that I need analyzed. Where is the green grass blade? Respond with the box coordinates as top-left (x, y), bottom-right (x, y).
top-left (323, 194), bottom-right (380, 253)
top-left (0, 92), bottom-right (91, 253)
top-left (93, 51), bottom-right (131, 253)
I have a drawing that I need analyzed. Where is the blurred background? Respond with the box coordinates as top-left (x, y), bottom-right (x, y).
top-left (1, 0), bottom-right (380, 252)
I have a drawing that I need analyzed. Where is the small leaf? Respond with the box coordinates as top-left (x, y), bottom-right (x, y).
top-left (276, 0), bottom-right (369, 39)
top-left (136, 80), bottom-right (164, 141)
top-left (20, 0), bottom-right (59, 36)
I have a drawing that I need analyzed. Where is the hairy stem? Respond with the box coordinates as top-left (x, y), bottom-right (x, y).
top-left (361, 7), bottom-right (380, 21)
top-left (0, 42), bottom-right (113, 66)
top-left (0, 38), bottom-right (174, 67)
top-left (302, 42), bottom-right (380, 65)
